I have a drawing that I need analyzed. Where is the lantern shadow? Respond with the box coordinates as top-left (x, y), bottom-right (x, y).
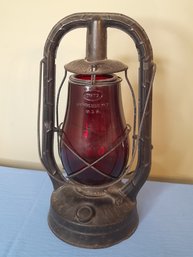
top-left (137, 181), bottom-right (171, 221)
top-left (145, 18), bottom-right (193, 183)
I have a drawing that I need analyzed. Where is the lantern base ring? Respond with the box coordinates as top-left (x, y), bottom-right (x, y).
top-left (48, 183), bottom-right (139, 248)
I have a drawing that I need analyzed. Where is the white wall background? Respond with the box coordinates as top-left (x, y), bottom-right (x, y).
top-left (0, 0), bottom-right (193, 183)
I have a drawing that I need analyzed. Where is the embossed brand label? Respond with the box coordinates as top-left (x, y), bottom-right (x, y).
top-left (83, 90), bottom-right (103, 102)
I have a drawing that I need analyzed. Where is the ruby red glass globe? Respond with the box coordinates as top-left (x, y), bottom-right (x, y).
top-left (60, 74), bottom-right (129, 185)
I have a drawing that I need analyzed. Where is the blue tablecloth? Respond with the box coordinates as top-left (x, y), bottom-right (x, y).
top-left (0, 166), bottom-right (193, 257)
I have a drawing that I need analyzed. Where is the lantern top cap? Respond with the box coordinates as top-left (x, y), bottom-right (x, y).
top-left (64, 16), bottom-right (127, 74)
top-left (64, 59), bottom-right (128, 74)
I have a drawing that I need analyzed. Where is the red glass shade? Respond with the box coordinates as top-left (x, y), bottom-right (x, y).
top-left (60, 74), bottom-right (129, 185)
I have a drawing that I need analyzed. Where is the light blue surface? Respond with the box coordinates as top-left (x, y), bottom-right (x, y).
top-left (0, 166), bottom-right (193, 257)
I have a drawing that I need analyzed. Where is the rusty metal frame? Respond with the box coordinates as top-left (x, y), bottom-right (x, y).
top-left (39, 13), bottom-right (155, 197)
top-left (38, 13), bottom-right (156, 248)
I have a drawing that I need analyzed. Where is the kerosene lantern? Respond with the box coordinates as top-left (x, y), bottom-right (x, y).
top-left (38, 13), bottom-right (156, 248)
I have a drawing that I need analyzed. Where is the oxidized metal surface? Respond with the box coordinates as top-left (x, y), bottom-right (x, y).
top-left (64, 59), bottom-right (128, 74)
top-left (38, 12), bottom-right (156, 248)
top-left (65, 17), bottom-right (128, 74)
top-left (48, 184), bottom-right (138, 248)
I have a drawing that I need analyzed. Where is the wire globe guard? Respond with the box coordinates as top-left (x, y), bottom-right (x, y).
top-left (39, 13), bottom-right (155, 248)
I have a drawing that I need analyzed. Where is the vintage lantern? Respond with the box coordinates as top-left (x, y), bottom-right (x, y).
top-left (38, 13), bottom-right (156, 248)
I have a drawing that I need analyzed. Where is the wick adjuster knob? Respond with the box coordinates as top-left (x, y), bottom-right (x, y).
top-left (76, 205), bottom-right (95, 223)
